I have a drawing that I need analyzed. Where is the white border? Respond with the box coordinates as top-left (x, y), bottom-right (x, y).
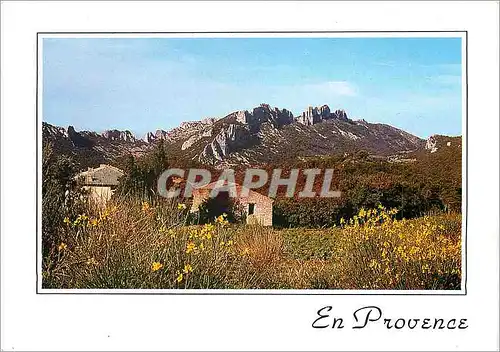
top-left (3, 2), bottom-right (499, 351)
top-left (36, 31), bottom-right (467, 295)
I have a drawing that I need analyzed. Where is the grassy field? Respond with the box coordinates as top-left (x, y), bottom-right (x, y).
top-left (42, 200), bottom-right (462, 290)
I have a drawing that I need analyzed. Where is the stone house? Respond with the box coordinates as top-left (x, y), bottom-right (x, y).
top-left (76, 164), bottom-right (124, 204)
top-left (190, 181), bottom-right (273, 226)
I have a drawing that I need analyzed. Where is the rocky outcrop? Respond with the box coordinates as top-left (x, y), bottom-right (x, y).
top-left (102, 129), bottom-right (136, 143)
top-left (332, 109), bottom-right (348, 121)
top-left (296, 105), bottom-right (349, 125)
top-left (319, 104), bottom-right (331, 119)
top-left (68, 125), bottom-right (95, 148)
top-left (425, 136), bottom-right (438, 153)
top-left (232, 103), bottom-right (294, 128)
top-left (43, 122), bottom-right (151, 170)
top-left (199, 123), bottom-right (253, 163)
top-left (143, 129), bottom-right (168, 143)
top-left (425, 135), bottom-right (460, 154)
top-left (297, 106), bottom-right (320, 126)
top-left (43, 103), bottom-right (431, 169)
top-left (182, 134), bottom-right (203, 151)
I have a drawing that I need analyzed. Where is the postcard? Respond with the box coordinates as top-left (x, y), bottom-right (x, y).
top-left (1, 1), bottom-right (498, 351)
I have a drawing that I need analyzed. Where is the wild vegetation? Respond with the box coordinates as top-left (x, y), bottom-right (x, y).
top-left (42, 200), bottom-right (461, 290)
top-left (41, 138), bottom-right (462, 290)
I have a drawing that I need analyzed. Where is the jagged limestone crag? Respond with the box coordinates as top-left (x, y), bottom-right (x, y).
top-left (102, 129), bottom-right (136, 143)
top-left (296, 105), bottom-right (349, 126)
top-left (43, 103), bottom-right (428, 169)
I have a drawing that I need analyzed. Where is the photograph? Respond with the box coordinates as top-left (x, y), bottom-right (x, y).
top-left (3, 1), bottom-right (499, 351)
top-left (39, 34), bottom-right (464, 291)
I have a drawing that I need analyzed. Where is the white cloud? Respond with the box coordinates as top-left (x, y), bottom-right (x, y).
top-left (301, 81), bottom-right (358, 97)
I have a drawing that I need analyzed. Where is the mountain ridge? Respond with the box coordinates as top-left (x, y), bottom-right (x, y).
top-left (43, 103), bottom-right (455, 170)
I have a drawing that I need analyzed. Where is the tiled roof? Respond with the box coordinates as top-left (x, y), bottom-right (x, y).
top-left (192, 181), bottom-right (273, 202)
top-left (77, 164), bottom-right (124, 186)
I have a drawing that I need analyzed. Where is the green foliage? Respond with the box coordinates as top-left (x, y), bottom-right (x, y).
top-left (42, 142), bottom-right (86, 254)
top-left (282, 229), bottom-right (337, 260)
top-left (273, 198), bottom-right (349, 228)
top-left (42, 202), bottom-right (461, 290)
top-left (271, 144), bottom-right (462, 228)
top-left (115, 140), bottom-right (170, 201)
top-left (194, 195), bottom-right (245, 225)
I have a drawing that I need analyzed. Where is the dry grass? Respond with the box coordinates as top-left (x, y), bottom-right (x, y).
top-left (42, 200), bottom-right (462, 290)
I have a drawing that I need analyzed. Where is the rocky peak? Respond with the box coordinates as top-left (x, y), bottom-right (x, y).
top-left (66, 125), bottom-right (95, 148)
top-left (67, 125), bottom-right (77, 135)
top-left (332, 109), bottom-right (348, 121)
top-left (296, 105), bottom-right (349, 125)
top-left (319, 104), bottom-right (331, 118)
top-left (143, 129), bottom-right (168, 143)
top-left (102, 129), bottom-right (136, 143)
top-left (233, 103), bottom-right (294, 128)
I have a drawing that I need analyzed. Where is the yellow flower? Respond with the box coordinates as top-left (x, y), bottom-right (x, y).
top-left (177, 203), bottom-right (187, 210)
top-left (422, 264), bottom-right (430, 274)
top-left (215, 213), bottom-right (229, 225)
top-left (188, 229), bottom-right (198, 239)
top-left (203, 223), bottom-right (212, 230)
top-left (142, 201), bottom-right (151, 212)
top-left (86, 257), bottom-right (98, 265)
top-left (369, 259), bottom-right (381, 270)
top-left (201, 223), bottom-right (215, 239)
top-left (176, 272), bottom-right (183, 283)
top-left (183, 264), bottom-right (193, 274)
top-left (63, 217), bottom-right (70, 225)
top-left (186, 241), bottom-right (196, 254)
top-left (151, 262), bottom-right (163, 272)
top-left (58, 242), bottom-right (67, 251)
top-left (90, 218), bottom-right (98, 226)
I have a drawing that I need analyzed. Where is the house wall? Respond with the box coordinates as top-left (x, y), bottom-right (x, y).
top-left (83, 185), bottom-right (114, 206)
top-left (191, 188), bottom-right (273, 226)
top-left (238, 192), bottom-right (273, 227)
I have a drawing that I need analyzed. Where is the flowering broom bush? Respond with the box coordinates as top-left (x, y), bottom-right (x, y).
top-left (329, 206), bottom-right (461, 289)
top-left (42, 200), bottom-right (461, 290)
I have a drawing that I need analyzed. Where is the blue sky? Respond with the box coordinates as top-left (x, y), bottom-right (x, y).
top-left (43, 37), bottom-right (462, 139)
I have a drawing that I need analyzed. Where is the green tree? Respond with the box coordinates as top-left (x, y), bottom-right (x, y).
top-left (42, 142), bottom-right (84, 254)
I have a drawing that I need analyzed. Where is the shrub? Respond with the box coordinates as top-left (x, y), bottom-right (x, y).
top-left (42, 198), bottom-right (461, 290)
top-left (42, 142), bottom-right (86, 255)
top-left (195, 195), bottom-right (246, 225)
top-left (330, 206), bottom-right (461, 290)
